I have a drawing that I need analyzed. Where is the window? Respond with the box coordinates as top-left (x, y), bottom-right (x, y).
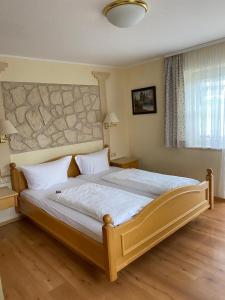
top-left (184, 43), bottom-right (225, 149)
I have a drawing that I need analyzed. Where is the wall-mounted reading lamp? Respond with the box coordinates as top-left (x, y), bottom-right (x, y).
top-left (103, 112), bottom-right (119, 129)
top-left (0, 119), bottom-right (18, 143)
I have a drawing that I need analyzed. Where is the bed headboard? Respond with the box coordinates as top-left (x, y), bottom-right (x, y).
top-left (10, 146), bottom-right (109, 194)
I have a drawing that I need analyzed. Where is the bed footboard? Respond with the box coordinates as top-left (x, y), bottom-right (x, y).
top-left (103, 170), bottom-right (213, 282)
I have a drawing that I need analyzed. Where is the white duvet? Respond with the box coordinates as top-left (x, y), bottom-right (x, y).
top-left (48, 182), bottom-right (152, 226)
top-left (102, 168), bottom-right (200, 195)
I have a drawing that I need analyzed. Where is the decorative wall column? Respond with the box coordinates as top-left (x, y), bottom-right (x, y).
top-left (92, 71), bottom-right (110, 146)
top-left (0, 62), bottom-right (8, 118)
top-left (0, 61), bottom-right (11, 181)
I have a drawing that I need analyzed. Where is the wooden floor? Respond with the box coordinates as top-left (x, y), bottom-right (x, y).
top-left (1, 200), bottom-right (225, 300)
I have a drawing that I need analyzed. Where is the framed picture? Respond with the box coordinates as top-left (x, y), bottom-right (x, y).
top-left (132, 86), bottom-right (157, 115)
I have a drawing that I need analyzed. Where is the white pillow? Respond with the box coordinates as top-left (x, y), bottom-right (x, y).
top-left (21, 156), bottom-right (72, 190)
top-left (75, 148), bottom-right (109, 175)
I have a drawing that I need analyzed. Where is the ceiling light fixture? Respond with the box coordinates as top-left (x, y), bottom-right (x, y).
top-left (103, 0), bottom-right (148, 28)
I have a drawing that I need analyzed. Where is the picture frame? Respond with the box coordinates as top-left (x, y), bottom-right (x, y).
top-left (132, 86), bottom-right (157, 115)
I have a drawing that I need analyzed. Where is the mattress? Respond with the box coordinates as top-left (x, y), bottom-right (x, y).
top-left (21, 167), bottom-right (156, 243)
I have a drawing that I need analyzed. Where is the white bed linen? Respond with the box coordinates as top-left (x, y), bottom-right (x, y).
top-left (21, 178), bottom-right (104, 243)
top-left (21, 171), bottom-right (154, 243)
top-left (75, 148), bottom-right (109, 175)
top-left (78, 167), bottom-right (158, 198)
top-left (20, 156), bottom-right (72, 190)
top-left (101, 168), bottom-right (200, 195)
top-left (48, 183), bottom-right (152, 226)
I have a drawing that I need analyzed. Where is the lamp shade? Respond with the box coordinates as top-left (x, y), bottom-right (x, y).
top-left (104, 112), bottom-right (119, 125)
top-left (103, 0), bottom-right (148, 28)
top-left (0, 119), bottom-right (18, 135)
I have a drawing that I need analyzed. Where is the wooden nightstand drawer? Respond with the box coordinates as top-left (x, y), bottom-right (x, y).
top-left (110, 157), bottom-right (139, 169)
top-left (0, 187), bottom-right (18, 211)
top-left (0, 196), bottom-right (15, 210)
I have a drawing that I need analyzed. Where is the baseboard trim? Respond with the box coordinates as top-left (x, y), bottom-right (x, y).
top-left (215, 196), bottom-right (225, 202)
top-left (0, 216), bottom-right (23, 227)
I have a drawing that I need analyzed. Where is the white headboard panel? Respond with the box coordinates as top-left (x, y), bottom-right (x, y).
top-left (10, 140), bottom-right (103, 166)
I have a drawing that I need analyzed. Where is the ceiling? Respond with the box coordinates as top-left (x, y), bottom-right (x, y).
top-left (0, 0), bottom-right (225, 67)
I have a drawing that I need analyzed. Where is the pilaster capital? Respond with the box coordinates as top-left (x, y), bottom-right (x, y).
top-left (92, 71), bottom-right (110, 82)
top-left (0, 62), bottom-right (8, 73)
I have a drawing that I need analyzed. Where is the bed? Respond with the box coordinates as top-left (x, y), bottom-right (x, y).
top-left (10, 151), bottom-right (214, 282)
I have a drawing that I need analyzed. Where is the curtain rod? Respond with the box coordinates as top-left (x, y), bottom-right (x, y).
top-left (164, 37), bottom-right (225, 58)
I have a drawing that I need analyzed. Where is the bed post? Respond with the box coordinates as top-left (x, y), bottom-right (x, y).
top-left (102, 214), bottom-right (117, 282)
top-left (10, 163), bottom-right (19, 211)
top-left (206, 168), bottom-right (214, 210)
top-left (10, 163), bottom-right (17, 192)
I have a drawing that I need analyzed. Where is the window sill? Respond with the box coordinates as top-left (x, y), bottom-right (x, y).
top-left (184, 147), bottom-right (222, 151)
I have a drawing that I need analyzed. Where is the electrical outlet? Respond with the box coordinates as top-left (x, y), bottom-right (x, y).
top-left (0, 175), bottom-right (11, 187)
top-left (110, 152), bottom-right (117, 158)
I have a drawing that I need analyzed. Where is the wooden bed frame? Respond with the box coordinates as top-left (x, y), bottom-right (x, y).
top-left (10, 152), bottom-right (214, 282)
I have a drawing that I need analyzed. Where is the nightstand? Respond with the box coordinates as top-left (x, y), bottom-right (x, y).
top-left (0, 187), bottom-right (18, 211)
top-left (110, 157), bottom-right (139, 169)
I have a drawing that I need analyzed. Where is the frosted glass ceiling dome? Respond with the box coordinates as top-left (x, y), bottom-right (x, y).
top-left (103, 0), bottom-right (148, 28)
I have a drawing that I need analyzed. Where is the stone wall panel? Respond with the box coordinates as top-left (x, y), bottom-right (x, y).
top-left (1, 82), bottom-right (102, 153)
